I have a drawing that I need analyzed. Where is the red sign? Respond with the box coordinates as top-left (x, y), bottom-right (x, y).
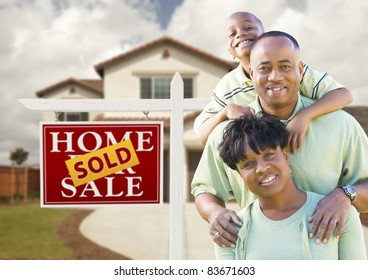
top-left (40, 122), bottom-right (163, 207)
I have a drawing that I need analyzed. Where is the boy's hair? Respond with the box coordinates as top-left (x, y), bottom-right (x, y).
top-left (219, 113), bottom-right (288, 170)
top-left (245, 12), bottom-right (264, 31)
top-left (227, 12), bottom-right (264, 32)
top-left (250, 30), bottom-right (300, 53)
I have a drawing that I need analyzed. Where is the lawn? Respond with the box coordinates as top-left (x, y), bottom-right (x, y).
top-left (0, 202), bottom-right (73, 259)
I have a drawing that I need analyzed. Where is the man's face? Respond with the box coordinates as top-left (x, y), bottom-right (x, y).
top-left (226, 12), bottom-right (264, 60)
top-left (249, 36), bottom-right (304, 117)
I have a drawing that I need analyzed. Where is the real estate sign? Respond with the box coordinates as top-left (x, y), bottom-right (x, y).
top-left (40, 122), bottom-right (163, 207)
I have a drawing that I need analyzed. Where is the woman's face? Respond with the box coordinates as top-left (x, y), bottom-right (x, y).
top-left (236, 143), bottom-right (291, 199)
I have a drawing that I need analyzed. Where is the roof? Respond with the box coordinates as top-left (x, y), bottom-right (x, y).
top-left (36, 78), bottom-right (103, 98)
top-left (94, 35), bottom-right (238, 77)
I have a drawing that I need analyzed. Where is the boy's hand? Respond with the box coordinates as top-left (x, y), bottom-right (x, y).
top-left (225, 104), bottom-right (255, 120)
top-left (286, 113), bottom-right (310, 154)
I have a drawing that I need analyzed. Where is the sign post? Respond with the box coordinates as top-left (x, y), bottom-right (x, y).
top-left (169, 73), bottom-right (184, 259)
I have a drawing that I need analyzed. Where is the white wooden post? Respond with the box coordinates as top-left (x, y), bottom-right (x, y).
top-left (169, 73), bottom-right (184, 259)
top-left (18, 72), bottom-right (209, 260)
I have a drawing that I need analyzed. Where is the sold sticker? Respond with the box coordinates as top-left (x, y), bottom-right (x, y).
top-left (65, 139), bottom-right (140, 187)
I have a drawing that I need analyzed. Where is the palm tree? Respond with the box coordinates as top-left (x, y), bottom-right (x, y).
top-left (9, 147), bottom-right (29, 203)
top-left (10, 147), bottom-right (29, 166)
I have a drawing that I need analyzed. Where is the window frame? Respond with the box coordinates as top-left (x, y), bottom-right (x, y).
top-left (59, 112), bottom-right (89, 121)
top-left (140, 76), bottom-right (194, 99)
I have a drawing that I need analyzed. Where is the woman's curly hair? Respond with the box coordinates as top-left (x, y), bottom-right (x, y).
top-left (219, 112), bottom-right (288, 170)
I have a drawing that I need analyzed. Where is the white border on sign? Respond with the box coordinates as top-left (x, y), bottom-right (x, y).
top-left (39, 121), bottom-right (164, 208)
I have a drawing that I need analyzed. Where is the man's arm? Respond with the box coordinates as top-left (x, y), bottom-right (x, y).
top-left (192, 120), bottom-right (250, 247)
top-left (337, 205), bottom-right (367, 259)
top-left (195, 193), bottom-right (241, 248)
top-left (351, 180), bottom-right (368, 213)
top-left (308, 114), bottom-right (368, 244)
top-left (309, 180), bottom-right (368, 243)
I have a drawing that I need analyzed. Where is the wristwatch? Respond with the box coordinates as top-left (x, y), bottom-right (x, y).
top-left (338, 184), bottom-right (357, 202)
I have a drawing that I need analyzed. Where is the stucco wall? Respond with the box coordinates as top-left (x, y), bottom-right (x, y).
top-left (42, 84), bottom-right (101, 122)
top-left (103, 44), bottom-right (228, 100)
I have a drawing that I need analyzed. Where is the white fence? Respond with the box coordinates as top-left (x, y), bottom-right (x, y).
top-left (19, 72), bottom-right (210, 260)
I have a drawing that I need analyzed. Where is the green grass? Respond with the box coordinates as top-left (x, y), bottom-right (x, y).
top-left (0, 203), bottom-right (73, 259)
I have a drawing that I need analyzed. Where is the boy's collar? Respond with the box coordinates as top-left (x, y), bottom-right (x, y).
top-left (235, 63), bottom-right (253, 87)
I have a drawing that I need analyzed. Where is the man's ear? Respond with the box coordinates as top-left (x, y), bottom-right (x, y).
top-left (282, 147), bottom-right (289, 161)
top-left (298, 61), bottom-right (304, 75)
top-left (249, 66), bottom-right (254, 79)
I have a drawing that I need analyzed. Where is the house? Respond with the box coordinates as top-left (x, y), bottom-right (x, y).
top-left (36, 35), bottom-right (368, 204)
top-left (36, 36), bottom-right (238, 202)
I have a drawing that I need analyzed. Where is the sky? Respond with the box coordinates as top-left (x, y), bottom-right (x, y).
top-left (0, 0), bottom-right (367, 166)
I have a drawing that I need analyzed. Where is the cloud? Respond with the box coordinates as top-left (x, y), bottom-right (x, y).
top-left (268, 0), bottom-right (368, 102)
top-left (166, 0), bottom-right (287, 59)
top-left (1, 0), bottom-right (367, 166)
top-left (0, 0), bottom-right (163, 165)
top-left (169, 0), bottom-right (368, 103)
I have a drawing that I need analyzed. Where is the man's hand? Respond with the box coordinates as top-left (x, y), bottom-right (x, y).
top-left (208, 208), bottom-right (242, 248)
top-left (194, 193), bottom-right (242, 248)
top-left (308, 188), bottom-right (351, 244)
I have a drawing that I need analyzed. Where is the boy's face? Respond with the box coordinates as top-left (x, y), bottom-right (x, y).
top-left (236, 144), bottom-right (290, 199)
top-left (226, 12), bottom-right (264, 60)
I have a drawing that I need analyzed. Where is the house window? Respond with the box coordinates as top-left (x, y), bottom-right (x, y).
top-left (58, 112), bottom-right (89, 121)
top-left (140, 77), bottom-right (193, 99)
top-left (183, 78), bottom-right (193, 98)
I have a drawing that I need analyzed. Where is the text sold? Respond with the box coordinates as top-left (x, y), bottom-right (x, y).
top-left (65, 139), bottom-right (140, 187)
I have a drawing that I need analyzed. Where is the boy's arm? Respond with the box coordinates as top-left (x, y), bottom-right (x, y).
top-left (194, 64), bottom-right (257, 145)
top-left (197, 105), bottom-right (254, 145)
top-left (289, 64), bottom-right (353, 153)
top-left (287, 87), bottom-right (352, 153)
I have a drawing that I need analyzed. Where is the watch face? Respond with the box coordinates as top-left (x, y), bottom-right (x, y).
top-left (346, 186), bottom-right (356, 195)
top-left (343, 185), bottom-right (357, 201)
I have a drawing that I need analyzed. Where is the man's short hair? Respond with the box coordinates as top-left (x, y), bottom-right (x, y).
top-left (250, 30), bottom-right (300, 54)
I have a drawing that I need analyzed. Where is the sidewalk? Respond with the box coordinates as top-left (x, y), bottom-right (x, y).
top-left (80, 203), bottom-right (368, 260)
top-left (79, 203), bottom-right (221, 259)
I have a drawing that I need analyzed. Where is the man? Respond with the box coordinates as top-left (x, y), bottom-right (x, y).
top-left (194, 12), bottom-right (352, 153)
top-left (191, 31), bottom-right (368, 249)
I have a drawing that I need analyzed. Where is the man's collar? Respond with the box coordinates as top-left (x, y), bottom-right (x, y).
top-left (252, 94), bottom-right (311, 124)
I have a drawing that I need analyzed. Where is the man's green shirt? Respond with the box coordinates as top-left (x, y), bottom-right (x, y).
top-left (191, 95), bottom-right (368, 208)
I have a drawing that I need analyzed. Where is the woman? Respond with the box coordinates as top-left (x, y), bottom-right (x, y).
top-left (216, 113), bottom-right (366, 259)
